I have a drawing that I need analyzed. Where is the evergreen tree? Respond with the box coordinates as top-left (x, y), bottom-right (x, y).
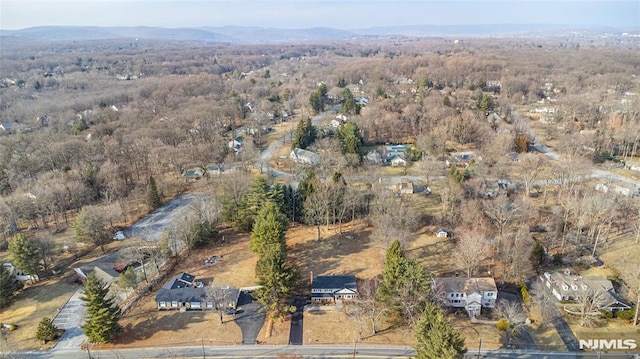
top-left (36, 317), bottom-right (58, 343)
top-left (249, 202), bottom-right (288, 256)
top-left (340, 88), bottom-right (360, 115)
top-left (335, 121), bottom-right (363, 155)
top-left (291, 118), bottom-right (317, 150)
top-left (377, 240), bottom-right (407, 304)
top-left (81, 273), bottom-right (121, 344)
top-left (146, 176), bottom-right (162, 210)
top-left (283, 184), bottom-right (302, 223)
top-left (254, 245), bottom-right (297, 318)
top-left (530, 241), bottom-right (546, 269)
top-left (414, 303), bottom-right (466, 359)
top-left (8, 233), bottom-right (40, 279)
top-left (477, 93), bottom-right (495, 113)
top-left (0, 266), bottom-right (15, 309)
top-left (251, 200), bottom-right (296, 319)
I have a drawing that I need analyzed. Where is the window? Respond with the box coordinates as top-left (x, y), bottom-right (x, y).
top-left (159, 301), bottom-right (166, 308)
top-left (191, 302), bottom-right (201, 309)
top-left (487, 292), bottom-right (494, 297)
top-left (171, 301), bottom-right (178, 307)
top-left (206, 302), bottom-right (213, 308)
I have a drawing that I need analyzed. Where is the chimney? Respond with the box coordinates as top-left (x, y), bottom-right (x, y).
top-left (310, 271), bottom-right (313, 285)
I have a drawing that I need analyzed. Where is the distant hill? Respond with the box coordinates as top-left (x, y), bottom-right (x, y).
top-left (0, 24), bottom-right (634, 45)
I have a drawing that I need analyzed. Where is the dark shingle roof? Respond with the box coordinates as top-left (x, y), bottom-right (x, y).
top-left (155, 287), bottom-right (206, 303)
top-left (312, 275), bottom-right (357, 291)
top-left (163, 272), bottom-right (196, 289)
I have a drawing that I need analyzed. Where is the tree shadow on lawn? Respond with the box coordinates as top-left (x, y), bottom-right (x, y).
top-left (14, 278), bottom-right (80, 304)
top-left (115, 311), bottom-right (206, 344)
top-left (288, 229), bottom-right (372, 280)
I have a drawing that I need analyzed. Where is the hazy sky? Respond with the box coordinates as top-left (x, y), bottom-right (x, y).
top-left (1, 0), bottom-right (638, 30)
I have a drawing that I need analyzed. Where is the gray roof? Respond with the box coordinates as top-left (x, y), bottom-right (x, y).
top-left (75, 251), bottom-right (123, 284)
top-left (312, 275), bottom-right (357, 291)
top-left (434, 277), bottom-right (497, 294)
top-left (156, 287), bottom-right (206, 303)
top-left (163, 272), bottom-right (196, 289)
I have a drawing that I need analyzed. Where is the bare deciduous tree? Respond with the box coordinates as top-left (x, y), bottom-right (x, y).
top-left (455, 229), bottom-right (489, 278)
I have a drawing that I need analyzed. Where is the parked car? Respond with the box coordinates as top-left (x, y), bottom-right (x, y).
top-left (225, 308), bottom-right (240, 315)
top-left (113, 231), bottom-right (127, 240)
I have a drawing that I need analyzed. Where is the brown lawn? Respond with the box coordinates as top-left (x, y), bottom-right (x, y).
top-left (0, 276), bottom-right (80, 352)
top-left (565, 313), bottom-right (640, 351)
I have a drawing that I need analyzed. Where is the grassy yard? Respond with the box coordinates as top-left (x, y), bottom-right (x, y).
top-left (565, 314), bottom-right (640, 351)
top-left (0, 276), bottom-right (79, 352)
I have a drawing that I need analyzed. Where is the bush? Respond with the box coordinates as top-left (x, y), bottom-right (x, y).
top-left (617, 309), bottom-right (634, 321)
top-left (552, 253), bottom-right (563, 266)
top-left (496, 318), bottom-right (510, 332)
top-left (36, 317), bottom-right (58, 343)
top-left (600, 310), bottom-right (613, 319)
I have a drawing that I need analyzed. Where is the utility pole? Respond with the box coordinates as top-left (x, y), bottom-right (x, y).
top-left (477, 338), bottom-right (482, 359)
top-left (634, 286), bottom-right (639, 326)
top-left (202, 337), bottom-right (206, 359)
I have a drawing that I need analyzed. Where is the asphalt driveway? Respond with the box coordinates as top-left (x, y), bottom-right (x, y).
top-left (288, 297), bottom-right (305, 345)
top-left (234, 292), bottom-right (266, 344)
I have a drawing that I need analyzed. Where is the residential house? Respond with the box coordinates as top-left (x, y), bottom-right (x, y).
top-left (540, 270), bottom-right (630, 311)
top-left (290, 148), bottom-right (320, 165)
top-left (206, 164), bottom-right (225, 176)
top-left (183, 168), bottom-right (204, 179)
top-left (330, 119), bottom-right (342, 129)
top-left (73, 251), bottom-right (126, 286)
top-left (390, 155), bottom-right (406, 167)
top-left (365, 150), bottom-right (383, 164)
top-left (435, 229), bottom-right (449, 238)
top-left (432, 277), bottom-right (498, 317)
top-left (385, 178), bottom-right (414, 195)
top-left (155, 272), bottom-right (240, 310)
top-left (311, 275), bottom-right (357, 304)
top-left (228, 137), bottom-right (243, 153)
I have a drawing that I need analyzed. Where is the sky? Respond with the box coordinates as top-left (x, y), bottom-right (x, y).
top-left (0, 0), bottom-right (638, 30)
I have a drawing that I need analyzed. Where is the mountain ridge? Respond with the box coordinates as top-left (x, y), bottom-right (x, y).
top-left (1, 24), bottom-right (636, 44)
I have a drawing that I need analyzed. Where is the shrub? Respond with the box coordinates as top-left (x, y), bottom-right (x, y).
top-left (496, 318), bottom-right (510, 332)
top-left (617, 309), bottom-right (634, 321)
top-left (36, 317), bottom-right (58, 343)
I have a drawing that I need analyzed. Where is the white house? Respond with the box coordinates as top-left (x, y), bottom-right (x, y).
top-left (311, 275), bottom-right (357, 304)
top-left (290, 148), bottom-right (320, 165)
top-left (390, 155), bottom-right (406, 167)
top-left (540, 270), bottom-right (630, 311)
top-left (228, 137), bottom-right (243, 153)
top-left (432, 277), bottom-right (498, 317)
top-left (436, 229), bottom-right (449, 238)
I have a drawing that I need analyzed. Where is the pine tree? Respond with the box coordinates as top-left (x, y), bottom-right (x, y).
top-left (335, 121), bottom-right (363, 155)
top-left (36, 317), bottom-right (58, 343)
top-left (530, 241), bottom-right (546, 269)
top-left (254, 245), bottom-right (297, 318)
top-left (250, 202), bottom-right (288, 256)
top-left (146, 176), bottom-right (162, 210)
top-left (81, 274), bottom-right (121, 344)
top-left (0, 266), bottom-right (15, 309)
top-left (414, 303), bottom-right (466, 359)
top-left (377, 240), bottom-right (407, 304)
top-left (8, 233), bottom-right (40, 279)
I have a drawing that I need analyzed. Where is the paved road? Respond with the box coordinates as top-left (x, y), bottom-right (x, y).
top-left (124, 192), bottom-right (200, 241)
top-left (288, 297), bottom-right (306, 345)
top-left (234, 292), bottom-right (266, 344)
top-left (17, 345), bottom-right (640, 359)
